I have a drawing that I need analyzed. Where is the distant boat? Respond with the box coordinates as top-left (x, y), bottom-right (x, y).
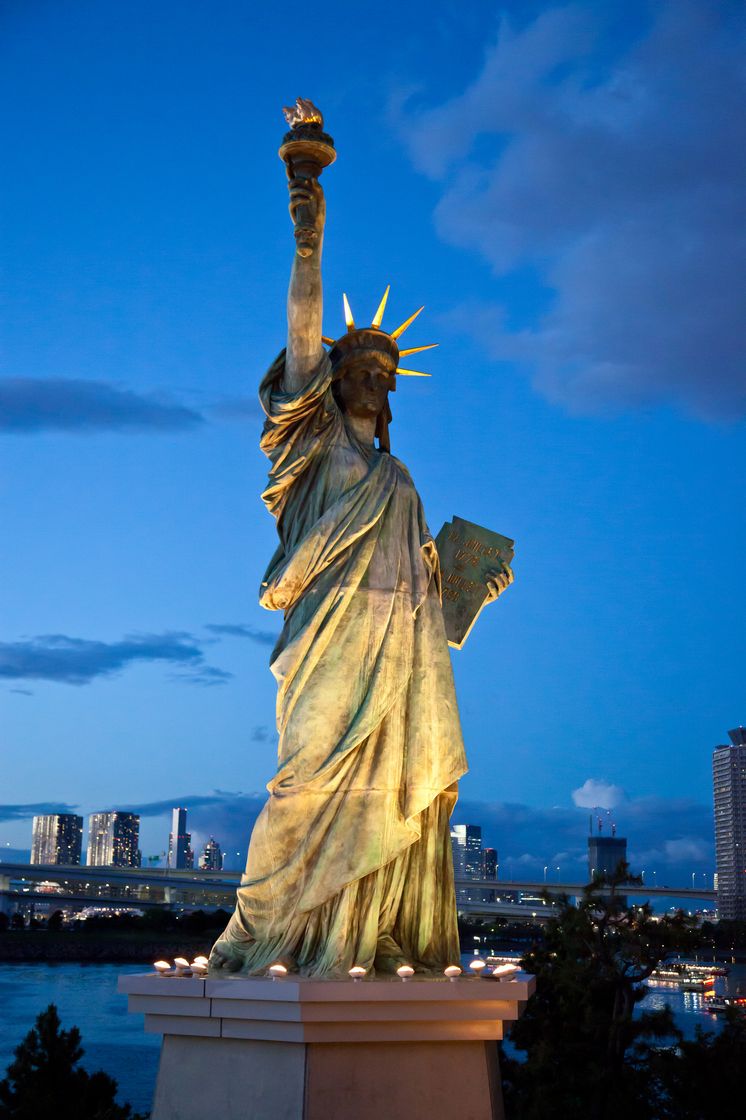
top-left (704, 994), bottom-right (746, 1017)
top-left (650, 960), bottom-right (720, 988)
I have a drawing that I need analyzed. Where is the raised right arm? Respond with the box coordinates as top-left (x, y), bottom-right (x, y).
top-left (285, 177), bottom-right (326, 394)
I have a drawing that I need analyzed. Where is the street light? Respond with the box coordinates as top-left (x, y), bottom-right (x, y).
top-left (556, 865), bottom-right (561, 883)
top-left (543, 866), bottom-right (548, 883)
top-left (691, 872), bottom-right (696, 890)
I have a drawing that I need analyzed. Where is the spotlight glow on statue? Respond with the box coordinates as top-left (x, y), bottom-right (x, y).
top-left (209, 100), bottom-right (513, 979)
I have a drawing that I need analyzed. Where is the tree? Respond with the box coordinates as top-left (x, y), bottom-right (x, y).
top-left (47, 910), bottom-right (64, 932)
top-left (649, 1008), bottom-right (746, 1120)
top-left (0, 1005), bottom-right (143, 1120)
top-left (501, 864), bottom-right (699, 1120)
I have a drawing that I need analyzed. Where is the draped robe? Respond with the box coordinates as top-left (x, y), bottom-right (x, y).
top-left (214, 351), bottom-right (468, 976)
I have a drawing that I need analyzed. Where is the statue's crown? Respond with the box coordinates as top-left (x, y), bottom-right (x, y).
top-left (323, 287), bottom-right (436, 378)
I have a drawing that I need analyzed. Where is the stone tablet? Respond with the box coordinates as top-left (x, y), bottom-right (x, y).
top-left (435, 516), bottom-right (515, 649)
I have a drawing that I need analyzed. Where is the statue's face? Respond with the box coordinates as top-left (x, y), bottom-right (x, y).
top-left (336, 358), bottom-right (393, 419)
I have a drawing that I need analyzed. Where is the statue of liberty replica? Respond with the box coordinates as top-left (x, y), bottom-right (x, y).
top-left (210, 100), bottom-right (512, 978)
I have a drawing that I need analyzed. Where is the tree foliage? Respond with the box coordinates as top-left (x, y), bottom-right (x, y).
top-left (501, 864), bottom-right (700, 1120)
top-left (651, 1008), bottom-right (746, 1119)
top-left (0, 1005), bottom-right (143, 1120)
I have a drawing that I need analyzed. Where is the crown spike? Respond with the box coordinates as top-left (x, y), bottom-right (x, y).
top-left (391, 306), bottom-right (424, 340)
top-left (398, 343), bottom-right (439, 357)
top-left (343, 293), bottom-right (355, 331)
top-left (371, 284), bottom-right (390, 328)
top-left (321, 335), bottom-right (335, 346)
top-left (396, 367), bottom-right (431, 377)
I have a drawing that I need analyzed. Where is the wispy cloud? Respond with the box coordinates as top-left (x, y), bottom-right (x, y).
top-left (115, 791), bottom-right (249, 818)
top-left (396, 2), bottom-right (746, 419)
top-left (206, 623), bottom-right (278, 647)
top-left (0, 378), bottom-right (204, 433)
top-left (116, 791), bottom-right (267, 865)
top-left (0, 802), bottom-right (79, 823)
top-left (209, 396), bottom-right (261, 422)
top-left (0, 632), bottom-right (231, 686)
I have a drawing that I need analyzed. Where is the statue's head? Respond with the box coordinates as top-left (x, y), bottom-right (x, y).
top-left (326, 289), bottom-right (435, 452)
top-left (331, 328), bottom-right (397, 448)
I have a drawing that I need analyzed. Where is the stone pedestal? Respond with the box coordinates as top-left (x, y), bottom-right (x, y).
top-left (118, 970), bottom-right (535, 1120)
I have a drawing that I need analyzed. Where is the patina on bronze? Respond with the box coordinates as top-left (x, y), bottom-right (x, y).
top-left (209, 102), bottom-right (513, 979)
top-left (436, 517), bottom-right (515, 649)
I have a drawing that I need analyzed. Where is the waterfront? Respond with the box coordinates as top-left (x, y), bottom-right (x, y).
top-left (0, 963), bottom-right (160, 1115)
top-left (1, 960), bottom-right (743, 1112)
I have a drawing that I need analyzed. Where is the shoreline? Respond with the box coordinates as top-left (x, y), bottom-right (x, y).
top-left (0, 932), bottom-right (213, 963)
top-left (3, 932), bottom-right (746, 967)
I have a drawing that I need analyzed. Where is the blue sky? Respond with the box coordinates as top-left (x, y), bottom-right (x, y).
top-left (2, 1), bottom-right (744, 883)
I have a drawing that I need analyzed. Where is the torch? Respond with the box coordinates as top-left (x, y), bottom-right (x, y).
top-left (279, 98), bottom-right (336, 258)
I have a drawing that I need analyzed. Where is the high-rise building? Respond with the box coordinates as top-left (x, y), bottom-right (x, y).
top-left (86, 812), bottom-right (141, 867)
top-left (587, 834), bottom-right (627, 881)
top-left (450, 826), bottom-right (466, 878)
top-left (198, 837), bottom-right (223, 871)
top-left (482, 847), bottom-right (498, 903)
top-left (588, 825), bottom-right (628, 907)
top-left (167, 808), bottom-right (194, 870)
top-left (31, 814), bottom-right (83, 865)
top-left (451, 824), bottom-right (483, 904)
top-left (713, 727), bottom-right (746, 921)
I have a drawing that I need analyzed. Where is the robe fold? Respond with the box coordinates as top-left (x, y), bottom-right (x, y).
top-left (215, 351), bottom-right (468, 976)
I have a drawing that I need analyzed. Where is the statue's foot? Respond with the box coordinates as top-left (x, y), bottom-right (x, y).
top-left (208, 939), bottom-right (245, 973)
top-left (373, 953), bottom-right (405, 975)
top-left (374, 935), bottom-right (433, 976)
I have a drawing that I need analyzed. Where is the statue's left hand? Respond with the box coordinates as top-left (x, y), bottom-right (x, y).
top-left (485, 562), bottom-right (514, 602)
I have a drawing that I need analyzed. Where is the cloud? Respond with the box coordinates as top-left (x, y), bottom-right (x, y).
top-left (454, 792), bottom-right (714, 885)
top-left (0, 802), bottom-right (79, 823)
top-left (206, 623), bottom-right (278, 647)
top-left (115, 791), bottom-right (250, 819)
top-left (0, 378), bottom-right (204, 433)
top-left (0, 631), bottom-right (231, 686)
top-left (114, 790), bottom-right (267, 867)
top-left (109, 787), bottom-right (715, 885)
top-left (663, 838), bottom-right (711, 863)
top-left (396, 2), bottom-right (746, 418)
top-left (572, 778), bottom-right (627, 810)
top-left (209, 396), bottom-right (261, 421)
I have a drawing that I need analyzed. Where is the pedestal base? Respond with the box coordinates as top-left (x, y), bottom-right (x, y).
top-left (118, 971), bottom-right (534, 1120)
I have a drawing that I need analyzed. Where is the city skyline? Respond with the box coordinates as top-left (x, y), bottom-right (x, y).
top-left (2, 2), bottom-right (745, 886)
top-left (3, 780), bottom-right (723, 887)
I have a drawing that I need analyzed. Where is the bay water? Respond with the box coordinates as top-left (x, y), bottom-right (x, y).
top-left (0, 960), bottom-right (742, 1114)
